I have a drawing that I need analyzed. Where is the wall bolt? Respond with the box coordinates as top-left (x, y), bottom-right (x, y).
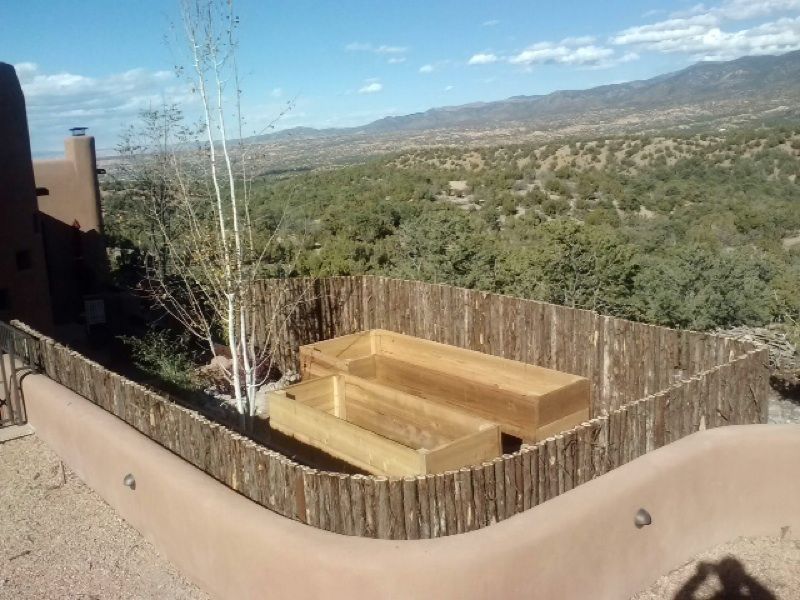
top-left (634, 508), bottom-right (652, 528)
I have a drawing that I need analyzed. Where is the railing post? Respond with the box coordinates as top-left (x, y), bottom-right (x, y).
top-left (0, 343), bottom-right (10, 423)
top-left (0, 321), bottom-right (38, 426)
top-left (7, 334), bottom-right (24, 425)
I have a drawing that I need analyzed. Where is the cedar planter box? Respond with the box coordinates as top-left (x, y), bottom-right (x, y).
top-left (300, 330), bottom-right (590, 442)
top-left (268, 373), bottom-right (501, 476)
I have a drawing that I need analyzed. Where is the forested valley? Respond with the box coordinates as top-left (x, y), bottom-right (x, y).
top-left (103, 125), bottom-right (800, 345)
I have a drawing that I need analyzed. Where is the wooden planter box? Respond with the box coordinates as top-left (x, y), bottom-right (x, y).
top-left (269, 373), bottom-right (501, 476)
top-left (300, 330), bottom-right (590, 442)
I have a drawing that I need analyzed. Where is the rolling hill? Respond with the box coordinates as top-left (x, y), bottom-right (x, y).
top-left (254, 50), bottom-right (800, 144)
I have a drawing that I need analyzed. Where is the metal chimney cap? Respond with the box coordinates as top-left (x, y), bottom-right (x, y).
top-left (69, 127), bottom-right (88, 136)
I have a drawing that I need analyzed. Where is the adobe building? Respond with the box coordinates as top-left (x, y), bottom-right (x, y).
top-left (34, 133), bottom-right (109, 330)
top-left (0, 62), bottom-right (109, 338)
top-left (0, 63), bottom-right (54, 332)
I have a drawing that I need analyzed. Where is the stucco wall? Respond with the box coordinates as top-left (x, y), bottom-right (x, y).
top-left (19, 369), bottom-right (800, 600)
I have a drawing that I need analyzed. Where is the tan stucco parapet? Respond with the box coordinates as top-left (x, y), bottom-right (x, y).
top-left (20, 366), bottom-right (800, 600)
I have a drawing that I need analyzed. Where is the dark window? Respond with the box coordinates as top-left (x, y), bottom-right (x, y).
top-left (0, 289), bottom-right (8, 311)
top-left (16, 250), bottom-right (32, 271)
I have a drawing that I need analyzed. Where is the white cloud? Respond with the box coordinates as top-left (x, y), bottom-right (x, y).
top-left (345, 42), bottom-right (371, 51)
top-left (14, 62), bottom-right (187, 152)
top-left (419, 64), bottom-right (434, 73)
top-left (482, 19), bottom-right (500, 27)
top-left (612, 11), bottom-right (800, 60)
top-left (271, 87), bottom-right (283, 98)
top-left (612, 14), bottom-right (718, 47)
top-left (468, 52), bottom-right (498, 65)
top-left (714, 0), bottom-right (800, 20)
top-left (375, 45), bottom-right (407, 54)
top-left (358, 81), bottom-right (383, 94)
top-left (345, 42), bottom-right (408, 55)
top-left (444, 85), bottom-right (454, 91)
top-left (560, 35), bottom-right (597, 46)
top-left (509, 42), bottom-right (615, 66)
top-left (387, 56), bottom-right (406, 64)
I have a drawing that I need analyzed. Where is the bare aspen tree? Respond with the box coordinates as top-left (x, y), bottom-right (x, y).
top-left (117, 0), bottom-right (309, 421)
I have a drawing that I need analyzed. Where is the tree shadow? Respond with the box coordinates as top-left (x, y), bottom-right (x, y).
top-left (674, 556), bottom-right (776, 600)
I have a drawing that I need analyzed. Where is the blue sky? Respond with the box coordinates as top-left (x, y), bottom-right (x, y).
top-left (2, 0), bottom-right (799, 153)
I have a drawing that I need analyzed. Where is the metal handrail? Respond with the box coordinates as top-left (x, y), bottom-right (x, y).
top-left (0, 321), bottom-right (41, 427)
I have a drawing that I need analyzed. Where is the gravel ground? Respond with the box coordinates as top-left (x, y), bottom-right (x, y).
top-left (0, 435), bottom-right (209, 600)
top-left (632, 535), bottom-right (800, 599)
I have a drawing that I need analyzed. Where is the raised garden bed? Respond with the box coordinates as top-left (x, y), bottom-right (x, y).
top-left (269, 373), bottom-right (501, 476)
top-left (299, 329), bottom-right (590, 442)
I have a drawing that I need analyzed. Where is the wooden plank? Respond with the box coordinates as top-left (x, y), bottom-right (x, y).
top-left (274, 371), bottom-right (501, 476)
top-left (416, 475), bottom-right (431, 539)
top-left (493, 457), bottom-right (506, 521)
top-left (370, 354), bottom-right (552, 440)
top-left (483, 461), bottom-right (497, 526)
top-left (389, 478), bottom-right (405, 540)
top-left (527, 445), bottom-right (540, 506)
top-left (545, 436), bottom-right (559, 500)
top-left (458, 468), bottom-right (475, 531)
top-left (426, 474), bottom-right (440, 538)
top-left (444, 471), bottom-right (459, 534)
top-left (555, 434), bottom-right (566, 494)
top-left (504, 455), bottom-right (517, 520)
top-left (349, 475), bottom-right (366, 536)
top-left (600, 315), bottom-right (614, 416)
top-left (424, 425), bottom-right (502, 474)
top-left (343, 371), bottom-right (496, 442)
top-left (338, 474), bottom-right (354, 535)
top-left (402, 477), bottom-right (420, 540)
top-left (536, 440), bottom-right (548, 503)
top-left (434, 472), bottom-right (449, 535)
top-left (375, 330), bottom-right (587, 395)
top-left (471, 465), bottom-right (487, 529)
top-left (363, 476), bottom-right (377, 538)
top-left (269, 392), bottom-right (424, 476)
top-left (375, 477), bottom-right (392, 539)
top-left (653, 391), bottom-right (667, 448)
top-left (579, 422), bottom-right (595, 485)
top-left (522, 449), bottom-right (532, 510)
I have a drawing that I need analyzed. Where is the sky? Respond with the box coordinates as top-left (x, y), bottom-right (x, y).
top-left (2, 0), bottom-right (800, 154)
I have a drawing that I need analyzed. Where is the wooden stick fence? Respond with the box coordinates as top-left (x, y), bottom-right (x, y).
top-left (9, 275), bottom-right (769, 540)
top-left (256, 276), bottom-right (760, 416)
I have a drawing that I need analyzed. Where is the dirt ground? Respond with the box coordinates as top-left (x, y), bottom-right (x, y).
top-left (0, 434), bottom-right (208, 600)
top-left (632, 535), bottom-right (800, 599)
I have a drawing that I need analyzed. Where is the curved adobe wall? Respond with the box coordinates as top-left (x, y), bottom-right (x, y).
top-left (14, 319), bottom-right (770, 541)
top-left (23, 371), bottom-right (800, 600)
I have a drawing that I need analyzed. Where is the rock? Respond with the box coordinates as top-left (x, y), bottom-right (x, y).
top-left (252, 371), bottom-right (301, 418)
top-left (717, 325), bottom-right (800, 400)
top-left (208, 354), bottom-right (233, 372)
top-left (197, 354), bottom-right (233, 393)
top-left (253, 387), bottom-right (269, 418)
top-left (716, 325), bottom-right (798, 372)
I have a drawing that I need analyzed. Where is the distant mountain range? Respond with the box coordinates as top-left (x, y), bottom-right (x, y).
top-left (99, 51), bottom-right (800, 171)
top-left (250, 50), bottom-right (800, 145)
